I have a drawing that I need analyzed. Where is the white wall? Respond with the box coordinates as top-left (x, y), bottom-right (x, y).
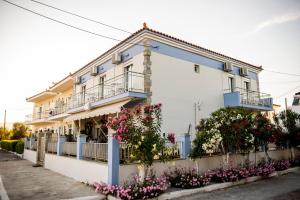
top-left (151, 52), bottom-right (260, 137)
top-left (120, 149), bottom-right (299, 184)
top-left (23, 149), bottom-right (36, 164)
top-left (151, 52), bottom-right (226, 136)
top-left (44, 153), bottom-right (108, 184)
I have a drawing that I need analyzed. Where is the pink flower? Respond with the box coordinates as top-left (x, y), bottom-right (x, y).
top-left (167, 133), bottom-right (176, 144)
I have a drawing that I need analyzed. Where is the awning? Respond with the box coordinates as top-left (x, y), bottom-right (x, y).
top-left (63, 100), bottom-right (130, 122)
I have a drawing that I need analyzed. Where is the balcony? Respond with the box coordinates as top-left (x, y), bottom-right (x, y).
top-left (224, 88), bottom-right (273, 111)
top-left (25, 110), bottom-right (53, 125)
top-left (68, 71), bottom-right (146, 113)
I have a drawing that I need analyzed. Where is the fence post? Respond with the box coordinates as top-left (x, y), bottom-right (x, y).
top-left (179, 134), bottom-right (191, 159)
top-left (108, 133), bottom-right (119, 185)
top-left (57, 135), bottom-right (66, 156)
top-left (77, 134), bottom-right (87, 160)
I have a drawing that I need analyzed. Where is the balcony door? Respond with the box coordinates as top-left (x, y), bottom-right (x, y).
top-left (98, 76), bottom-right (105, 99)
top-left (81, 85), bottom-right (86, 105)
top-left (228, 77), bottom-right (235, 92)
top-left (124, 65), bottom-right (132, 92)
top-left (244, 81), bottom-right (251, 104)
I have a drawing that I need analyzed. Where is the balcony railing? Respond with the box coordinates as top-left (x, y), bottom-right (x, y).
top-left (25, 110), bottom-right (52, 123)
top-left (69, 71), bottom-right (145, 110)
top-left (224, 87), bottom-right (273, 111)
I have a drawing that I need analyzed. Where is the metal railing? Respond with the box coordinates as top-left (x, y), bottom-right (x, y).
top-left (62, 142), bottom-right (77, 156)
top-left (25, 109), bottom-right (52, 123)
top-left (47, 142), bottom-right (57, 154)
top-left (24, 139), bottom-right (37, 151)
top-left (69, 71), bottom-right (145, 110)
top-left (224, 87), bottom-right (272, 108)
top-left (120, 143), bottom-right (133, 162)
top-left (82, 143), bottom-right (108, 161)
top-left (49, 104), bottom-right (68, 117)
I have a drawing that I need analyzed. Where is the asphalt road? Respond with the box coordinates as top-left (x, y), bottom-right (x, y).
top-left (0, 149), bottom-right (104, 200)
top-left (179, 170), bottom-right (300, 200)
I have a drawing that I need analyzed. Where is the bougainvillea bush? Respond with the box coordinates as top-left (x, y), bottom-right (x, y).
top-left (165, 168), bottom-right (211, 189)
top-left (94, 174), bottom-right (169, 200)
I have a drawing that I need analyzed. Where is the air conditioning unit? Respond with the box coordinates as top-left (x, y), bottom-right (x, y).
top-left (74, 76), bottom-right (81, 85)
top-left (112, 53), bottom-right (122, 64)
top-left (223, 62), bottom-right (233, 72)
top-left (90, 66), bottom-right (98, 76)
top-left (240, 67), bottom-right (249, 76)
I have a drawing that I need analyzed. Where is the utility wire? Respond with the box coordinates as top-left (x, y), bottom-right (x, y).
top-left (274, 85), bottom-right (300, 100)
top-left (264, 69), bottom-right (300, 77)
top-left (1, 0), bottom-right (152, 47)
top-left (30, 0), bottom-right (132, 34)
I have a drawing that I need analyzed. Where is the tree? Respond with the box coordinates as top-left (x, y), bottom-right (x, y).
top-left (279, 109), bottom-right (300, 147)
top-left (10, 122), bottom-right (28, 140)
top-left (279, 109), bottom-right (300, 159)
top-left (0, 127), bottom-right (10, 140)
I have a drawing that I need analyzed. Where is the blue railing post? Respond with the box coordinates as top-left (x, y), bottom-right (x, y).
top-left (179, 134), bottom-right (191, 159)
top-left (108, 133), bottom-right (119, 185)
top-left (77, 134), bottom-right (87, 160)
top-left (57, 135), bottom-right (66, 156)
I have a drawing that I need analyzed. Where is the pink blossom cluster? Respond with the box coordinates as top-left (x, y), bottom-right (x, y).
top-left (167, 133), bottom-right (176, 144)
top-left (209, 162), bottom-right (276, 183)
top-left (94, 174), bottom-right (169, 200)
top-left (165, 168), bottom-right (211, 189)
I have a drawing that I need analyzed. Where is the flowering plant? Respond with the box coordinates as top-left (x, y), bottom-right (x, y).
top-left (274, 159), bottom-right (291, 171)
top-left (94, 174), bottom-right (169, 200)
top-left (167, 133), bottom-right (175, 144)
top-left (165, 168), bottom-right (211, 189)
top-left (107, 103), bottom-right (172, 170)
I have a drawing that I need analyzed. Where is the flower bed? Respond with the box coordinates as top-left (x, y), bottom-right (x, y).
top-left (95, 158), bottom-right (300, 200)
top-left (94, 174), bottom-right (169, 200)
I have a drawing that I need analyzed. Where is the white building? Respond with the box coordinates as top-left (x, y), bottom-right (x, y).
top-left (25, 23), bottom-right (273, 140)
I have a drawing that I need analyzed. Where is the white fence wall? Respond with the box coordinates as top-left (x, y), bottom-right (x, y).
top-left (44, 153), bottom-right (108, 184)
top-left (23, 149), bottom-right (37, 164)
top-left (119, 149), bottom-right (300, 184)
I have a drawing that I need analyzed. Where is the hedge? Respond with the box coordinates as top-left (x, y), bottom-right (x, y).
top-left (0, 140), bottom-right (22, 153)
top-left (15, 141), bottom-right (24, 154)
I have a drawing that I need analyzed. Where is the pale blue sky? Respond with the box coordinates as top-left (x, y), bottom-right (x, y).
top-left (0, 0), bottom-right (300, 122)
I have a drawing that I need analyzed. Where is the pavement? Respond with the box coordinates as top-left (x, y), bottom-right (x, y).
top-left (179, 170), bottom-right (300, 200)
top-left (0, 149), bottom-right (104, 200)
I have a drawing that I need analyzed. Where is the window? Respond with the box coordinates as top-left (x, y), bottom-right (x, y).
top-left (194, 65), bottom-right (200, 73)
top-left (228, 77), bottom-right (234, 92)
top-left (244, 81), bottom-right (250, 92)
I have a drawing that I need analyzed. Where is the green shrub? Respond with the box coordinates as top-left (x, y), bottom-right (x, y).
top-left (15, 141), bottom-right (24, 154)
top-left (0, 140), bottom-right (21, 152)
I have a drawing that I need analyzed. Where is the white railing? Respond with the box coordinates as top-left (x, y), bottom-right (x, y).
top-left (69, 71), bottom-right (145, 110)
top-left (82, 143), bottom-right (108, 161)
top-left (47, 142), bottom-right (57, 153)
top-left (62, 142), bottom-right (77, 156)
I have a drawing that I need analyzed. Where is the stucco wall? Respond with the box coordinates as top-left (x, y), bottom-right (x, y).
top-left (44, 153), bottom-right (108, 184)
top-left (23, 149), bottom-right (36, 164)
top-left (150, 52), bottom-right (259, 137)
top-left (119, 149), bottom-right (300, 184)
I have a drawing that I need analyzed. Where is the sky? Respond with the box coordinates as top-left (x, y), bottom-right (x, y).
top-left (0, 0), bottom-right (300, 123)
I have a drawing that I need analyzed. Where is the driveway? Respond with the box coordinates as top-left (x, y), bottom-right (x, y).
top-left (0, 149), bottom-right (104, 200)
top-left (180, 170), bottom-right (300, 200)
